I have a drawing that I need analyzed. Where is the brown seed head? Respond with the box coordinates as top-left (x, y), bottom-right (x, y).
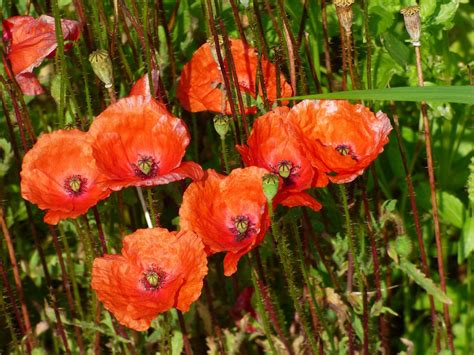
top-left (334, 0), bottom-right (354, 33)
top-left (400, 6), bottom-right (421, 46)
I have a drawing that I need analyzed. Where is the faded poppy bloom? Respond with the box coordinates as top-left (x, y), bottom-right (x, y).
top-left (177, 39), bottom-right (293, 114)
top-left (92, 228), bottom-right (207, 331)
top-left (287, 100), bottom-right (392, 185)
top-left (179, 167), bottom-right (269, 276)
top-left (2, 15), bottom-right (80, 94)
top-left (20, 129), bottom-right (111, 225)
top-left (236, 107), bottom-right (323, 211)
top-left (88, 96), bottom-right (203, 191)
top-left (128, 69), bottom-right (160, 98)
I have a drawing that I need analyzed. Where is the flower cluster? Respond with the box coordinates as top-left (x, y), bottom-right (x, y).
top-left (12, 17), bottom-right (392, 332)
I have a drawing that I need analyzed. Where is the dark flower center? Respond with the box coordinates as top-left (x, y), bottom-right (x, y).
top-left (64, 175), bottom-right (88, 196)
top-left (230, 215), bottom-right (257, 242)
top-left (132, 155), bottom-right (159, 179)
top-left (141, 265), bottom-right (166, 291)
top-left (336, 144), bottom-right (358, 161)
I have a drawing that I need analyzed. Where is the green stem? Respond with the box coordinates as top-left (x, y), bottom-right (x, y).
top-left (147, 188), bottom-right (157, 227)
top-left (58, 224), bottom-right (84, 320)
top-left (221, 137), bottom-right (230, 174)
top-left (249, 258), bottom-right (278, 355)
top-left (52, 0), bottom-right (67, 125)
top-left (267, 202), bottom-right (319, 352)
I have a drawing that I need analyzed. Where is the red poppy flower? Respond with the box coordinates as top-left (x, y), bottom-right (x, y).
top-left (2, 15), bottom-right (80, 94)
top-left (92, 228), bottom-right (207, 331)
top-left (179, 167), bottom-right (269, 276)
top-left (20, 129), bottom-right (111, 225)
top-left (286, 100), bottom-right (392, 185)
top-left (236, 107), bottom-right (322, 211)
top-left (177, 39), bottom-right (293, 114)
top-left (88, 96), bottom-right (203, 191)
top-left (128, 69), bottom-right (160, 98)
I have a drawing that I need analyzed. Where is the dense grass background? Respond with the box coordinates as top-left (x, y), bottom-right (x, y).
top-left (0, 0), bottom-right (473, 353)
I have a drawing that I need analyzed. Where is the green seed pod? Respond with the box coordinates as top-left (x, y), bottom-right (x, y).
top-left (89, 49), bottom-right (113, 88)
top-left (262, 173), bottom-right (279, 202)
top-left (395, 235), bottom-right (413, 258)
top-left (213, 115), bottom-right (230, 138)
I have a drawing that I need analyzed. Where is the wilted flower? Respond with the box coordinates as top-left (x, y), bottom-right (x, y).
top-left (237, 107), bottom-right (322, 211)
top-left (2, 15), bottom-right (80, 95)
top-left (92, 228), bottom-right (207, 331)
top-left (177, 39), bottom-right (293, 114)
top-left (287, 100), bottom-right (392, 185)
top-left (20, 130), bottom-right (111, 225)
top-left (88, 96), bottom-right (203, 191)
top-left (179, 167), bottom-right (269, 276)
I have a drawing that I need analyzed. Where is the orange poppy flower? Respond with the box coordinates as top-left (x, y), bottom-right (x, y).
top-left (128, 69), bottom-right (160, 98)
top-left (179, 167), bottom-right (269, 276)
top-left (20, 129), bottom-right (111, 225)
top-left (177, 39), bottom-right (293, 114)
top-left (2, 15), bottom-right (80, 94)
top-left (287, 100), bottom-right (392, 185)
top-left (88, 96), bottom-right (203, 191)
top-left (92, 228), bottom-right (207, 331)
top-left (236, 107), bottom-right (322, 211)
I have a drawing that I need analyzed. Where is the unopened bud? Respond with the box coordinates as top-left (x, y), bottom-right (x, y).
top-left (262, 173), bottom-right (279, 202)
top-left (400, 6), bottom-right (421, 47)
top-left (334, 0), bottom-right (354, 34)
top-left (213, 115), bottom-right (230, 138)
top-left (50, 74), bottom-right (61, 105)
top-left (395, 235), bottom-right (413, 258)
top-left (89, 49), bottom-right (113, 88)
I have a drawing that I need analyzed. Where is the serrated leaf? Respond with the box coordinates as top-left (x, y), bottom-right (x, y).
top-left (282, 86), bottom-right (474, 105)
top-left (398, 259), bottom-right (452, 304)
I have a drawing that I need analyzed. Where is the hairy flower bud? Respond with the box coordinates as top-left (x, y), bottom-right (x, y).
top-left (262, 173), bottom-right (279, 202)
top-left (213, 115), bottom-right (230, 138)
top-left (89, 49), bottom-right (113, 88)
top-left (400, 6), bottom-right (421, 47)
top-left (334, 0), bottom-right (354, 34)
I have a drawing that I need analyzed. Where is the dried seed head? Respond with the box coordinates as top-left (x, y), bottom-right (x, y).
top-left (334, 0), bottom-right (354, 34)
top-left (89, 49), bottom-right (113, 88)
top-left (400, 6), bottom-right (421, 46)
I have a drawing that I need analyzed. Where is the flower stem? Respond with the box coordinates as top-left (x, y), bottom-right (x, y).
top-left (267, 202), bottom-right (319, 353)
top-left (414, 44), bottom-right (454, 352)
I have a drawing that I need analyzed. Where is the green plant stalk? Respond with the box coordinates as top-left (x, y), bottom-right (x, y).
top-left (147, 188), bottom-right (157, 227)
top-left (267, 202), bottom-right (319, 352)
top-left (249, 260), bottom-right (278, 355)
top-left (0, 287), bottom-right (19, 352)
top-left (52, 0), bottom-right (67, 125)
top-left (290, 216), bottom-right (335, 351)
top-left (221, 137), bottom-right (230, 174)
top-left (73, 44), bottom-right (94, 122)
top-left (58, 224), bottom-right (84, 320)
top-left (142, 0), bottom-right (156, 98)
top-left (73, 219), bottom-right (94, 270)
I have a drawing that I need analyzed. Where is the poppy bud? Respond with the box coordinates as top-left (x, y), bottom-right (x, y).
top-left (50, 74), bottom-right (62, 105)
top-left (213, 115), bottom-right (230, 139)
top-left (395, 235), bottom-right (413, 258)
top-left (89, 49), bottom-right (113, 88)
top-left (334, 0), bottom-right (354, 34)
top-left (262, 173), bottom-right (279, 202)
top-left (400, 6), bottom-right (421, 47)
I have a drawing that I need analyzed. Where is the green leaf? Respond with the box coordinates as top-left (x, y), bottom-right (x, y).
top-left (281, 86), bottom-right (474, 104)
top-left (398, 259), bottom-right (452, 304)
top-left (458, 214), bottom-right (474, 262)
top-left (438, 191), bottom-right (466, 228)
top-left (382, 32), bottom-right (411, 68)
